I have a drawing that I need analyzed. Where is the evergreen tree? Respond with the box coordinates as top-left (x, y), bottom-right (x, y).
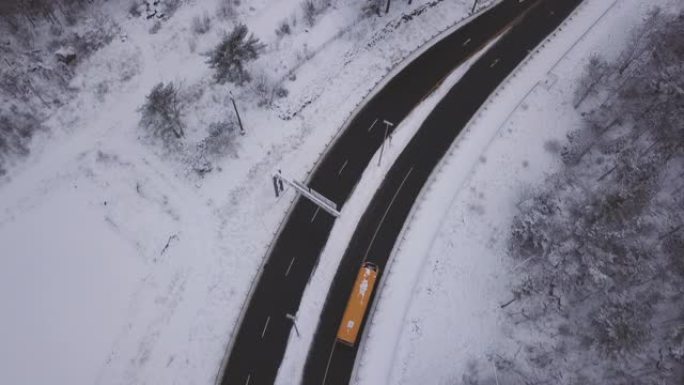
top-left (206, 24), bottom-right (265, 85)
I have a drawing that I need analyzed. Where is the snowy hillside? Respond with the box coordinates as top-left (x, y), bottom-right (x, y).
top-left (0, 0), bottom-right (494, 384)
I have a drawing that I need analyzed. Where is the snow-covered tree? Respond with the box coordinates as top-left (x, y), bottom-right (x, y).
top-left (206, 24), bottom-right (265, 85)
top-left (504, 8), bottom-right (684, 385)
top-left (139, 82), bottom-right (184, 140)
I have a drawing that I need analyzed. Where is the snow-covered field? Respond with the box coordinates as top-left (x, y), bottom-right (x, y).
top-left (351, 0), bottom-right (682, 384)
top-left (0, 1), bottom-right (495, 384)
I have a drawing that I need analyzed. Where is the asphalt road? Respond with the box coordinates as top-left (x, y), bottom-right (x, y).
top-left (302, 0), bottom-right (583, 384)
top-left (218, 1), bottom-right (548, 384)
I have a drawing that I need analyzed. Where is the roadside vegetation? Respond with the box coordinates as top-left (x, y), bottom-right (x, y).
top-left (136, 0), bottom-right (417, 174)
top-left (0, 0), bottom-right (118, 175)
top-left (472, 8), bottom-right (684, 385)
top-left (1, 0), bottom-right (424, 178)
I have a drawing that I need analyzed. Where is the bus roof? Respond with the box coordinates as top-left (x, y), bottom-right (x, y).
top-left (336, 262), bottom-right (380, 346)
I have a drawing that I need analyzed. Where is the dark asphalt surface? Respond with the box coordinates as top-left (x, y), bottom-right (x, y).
top-left (303, 1), bottom-right (583, 384)
top-left (219, 1), bottom-right (549, 384)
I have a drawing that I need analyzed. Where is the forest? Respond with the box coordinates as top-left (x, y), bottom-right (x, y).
top-left (498, 8), bottom-right (683, 385)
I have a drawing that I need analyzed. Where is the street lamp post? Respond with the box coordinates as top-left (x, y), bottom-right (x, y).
top-left (377, 119), bottom-right (394, 166)
top-left (286, 313), bottom-right (300, 337)
top-left (230, 92), bottom-right (245, 135)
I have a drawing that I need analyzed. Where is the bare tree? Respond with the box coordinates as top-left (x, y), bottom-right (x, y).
top-left (302, 0), bottom-right (317, 27)
top-left (361, 0), bottom-right (384, 17)
top-left (573, 54), bottom-right (609, 108)
top-left (504, 9), bottom-right (684, 385)
top-left (191, 12), bottom-right (211, 35)
top-left (139, 82), bottom-right (184, 140)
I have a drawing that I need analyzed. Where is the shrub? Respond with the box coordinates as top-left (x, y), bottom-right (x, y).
top-left (149, 20), bottom-right (162, 34)
top-left (251, 73), bottom-right (270, 104)
top-left (361, 0), bottom-right (383, 18)
top-left (192, 13), bottom-right (211, 35)
top-left (128, 1), bottom-right (141, 17)
top-left (161, 0), bottom-right (183, 17)
top-left (201, 120), bottom-right (238, 158)
top-left (251, 72), bottom-right (289, 107)
top-left (0, 110), bottom-right (42, 176)
top-left (206, 24), bottom-right (265, 85)
top-left (139, 82), bottom-right (184, 141)
top-left (302, 0), bottom-right (317, 27)
top-left (275, 20), bottom-right (291, 37)
top-left (216, 0), bottom-right (236, 20)
top-left (301, 0), bottom-right (332, 27)
top-left (591, 299), bottom-right (650, 358)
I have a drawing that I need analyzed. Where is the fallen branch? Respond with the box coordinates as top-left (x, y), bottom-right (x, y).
top-left (160, 234), bottom-right (179, 256)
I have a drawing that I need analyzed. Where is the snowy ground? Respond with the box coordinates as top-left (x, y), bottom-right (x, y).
top-left (0, 1), bottom-right (494, 384)
top-left (350, 0), bottom-right (681, 384)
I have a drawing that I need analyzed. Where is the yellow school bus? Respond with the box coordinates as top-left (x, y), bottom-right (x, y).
top-left (336, 262), bottom-right (379, 346)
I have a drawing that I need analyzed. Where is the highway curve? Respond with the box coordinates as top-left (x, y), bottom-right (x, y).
top-left (303, 0), bottom-right (583, 384)
top-left (218, 1), bottom-right (547, 384)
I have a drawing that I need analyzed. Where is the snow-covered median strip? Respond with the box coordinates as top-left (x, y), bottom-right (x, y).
top-left (274, 36), bottom-right (497, 385)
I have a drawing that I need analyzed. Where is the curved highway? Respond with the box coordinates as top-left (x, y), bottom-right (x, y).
top-left (303, 0), bottom-right (583, 384)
